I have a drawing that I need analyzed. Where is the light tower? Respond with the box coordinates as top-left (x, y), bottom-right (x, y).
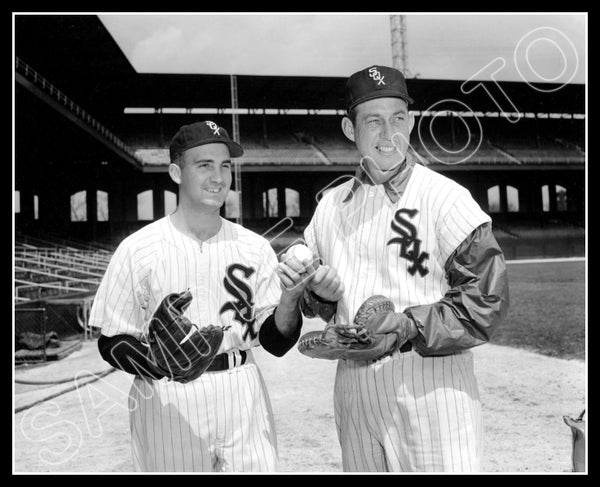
top-left (390, 15), bottom-right (410, 76)
top-left (230, 74), bottom-right (243, 225)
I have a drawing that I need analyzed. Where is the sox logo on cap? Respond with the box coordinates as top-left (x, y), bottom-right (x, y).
top-left (206, 121), bottom-right (221, 135)
top-left (368, 67), bottom-right (386, 85)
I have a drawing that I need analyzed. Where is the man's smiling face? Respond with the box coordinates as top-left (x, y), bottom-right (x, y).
top-left (177, 143), bottom-right (232, 211)
top-left (344, 97), bottom-right (415, 184)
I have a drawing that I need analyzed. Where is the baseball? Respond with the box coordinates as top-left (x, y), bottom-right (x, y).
top-left (286, 244), bottom-right (314, 269)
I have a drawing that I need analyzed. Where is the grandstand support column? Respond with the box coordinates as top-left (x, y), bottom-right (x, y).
top-left (86, 186), bottom-right (98, 241)
top-left (310, 175), bottom-right (329, 213)
top-left (277, 184), bottom-right (286, 221)
top-left (124, 184), bottom-right (138, 223)
top-left (108, 176), bottom-right (124, 236)
top-left (570, 177), bottom-right (584, 215)
top-left (299, 178), bottom-right (313, 220)
top-left (241, 175), bottom-right (256, 221)
top-left (256, 177), bottom-right (268, 223)
top-left (153, 177), bottom-right (165, 220)
top-left (548, 183), bottom-right (558, 213)
top-left (499, 183), bottom-right (509, 213)
top-left (38, 164), bottom-right (70, 235)
top-left (469, 180), bottom-right (488, 212)
top-left (16, 187), bottom-right (35, 232)
top-left (523, 176), bottom-right (542, 214)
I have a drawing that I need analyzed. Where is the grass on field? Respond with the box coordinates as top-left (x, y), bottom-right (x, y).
top-left (491, 260), bottom-right (586, 361)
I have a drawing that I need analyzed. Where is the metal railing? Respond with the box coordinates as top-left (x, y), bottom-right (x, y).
top-left (14, 265), bottom-right (100, 286)
top-left (15, 57), bottom-right (141, 163)
top-left (15, 251), bottom-right (111, 270)
top-left (15, 280), bottom-right (92, 301)
top-left (15, 253), bottom-right (109, 273)
top-left (15, 257), bottom-right (106, 278)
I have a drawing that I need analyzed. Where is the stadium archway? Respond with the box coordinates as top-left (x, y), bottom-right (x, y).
top-left (137, 190), bottom-right (154, 221)
top-left (225, 190), bottom-right (240, 219)
top-left (506, 185), bottom-right (520, 213)
top-left (542, 184), bottom-right (569, 213)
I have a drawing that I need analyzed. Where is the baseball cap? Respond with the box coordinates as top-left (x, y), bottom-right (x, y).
top-left (169, 121), bottom-right (244, 161)
top-left (345, 65), bottom-right (413, 112)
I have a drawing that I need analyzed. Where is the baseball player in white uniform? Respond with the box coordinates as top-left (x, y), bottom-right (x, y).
top-left (299, 66), bottom-right (509, 472)
top-left (90, 121), bottom-right (308, 472)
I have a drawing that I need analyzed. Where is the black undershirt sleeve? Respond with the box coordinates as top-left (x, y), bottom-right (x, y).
top-left (258, 310), bottom-right (303, 357)
top-left (97, 333), bottom-right (164, 380)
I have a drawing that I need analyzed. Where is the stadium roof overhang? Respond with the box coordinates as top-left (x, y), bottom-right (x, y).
top-left (118, 73), bottom-right (584, 117)
top-left (14, 14), bottom-right (585, 176)
top-left (15, 14), bottom-right (585, 116)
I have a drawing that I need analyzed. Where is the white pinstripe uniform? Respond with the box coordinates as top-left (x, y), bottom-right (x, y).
top-left (89, 215), bottom-right (281, 472)
top-left (304, 162), bottom-right (491, 472)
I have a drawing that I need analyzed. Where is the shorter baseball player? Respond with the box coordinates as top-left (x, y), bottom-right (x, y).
top-left (91, 121), bottom-right (308, 472)
top-left (298, 66), bottom-right (510, 472)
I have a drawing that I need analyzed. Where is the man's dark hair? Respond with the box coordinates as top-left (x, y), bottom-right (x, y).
top-left (346, 108), bottom-right (358, 125)
top-left (172, 154), bottom-right (185, 168)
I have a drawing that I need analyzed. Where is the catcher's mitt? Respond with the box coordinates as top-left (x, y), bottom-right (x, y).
top-left (144, 290), bottom-right (225, 383)
top-left (298, 295), bottom-right (400, 361)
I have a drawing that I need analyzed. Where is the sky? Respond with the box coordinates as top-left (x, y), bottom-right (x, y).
top-left (99, 13), bottom-right (586, 83)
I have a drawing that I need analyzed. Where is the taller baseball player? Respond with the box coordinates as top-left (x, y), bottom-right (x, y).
top-left (298, 66), bottom-right (509, 472)
top-left (90, 121), bottom-right (308, 472)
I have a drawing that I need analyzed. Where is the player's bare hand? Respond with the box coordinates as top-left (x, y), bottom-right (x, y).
top-left (279, 248), bottom-right (320, 277)
top-left (307, 264), bottom-right (345, 302)
top-left (276, 255), bottom-right (311, 300)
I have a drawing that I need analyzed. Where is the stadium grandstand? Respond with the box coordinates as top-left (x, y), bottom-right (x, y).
top-left (14, 15), bottom-right (585, 360)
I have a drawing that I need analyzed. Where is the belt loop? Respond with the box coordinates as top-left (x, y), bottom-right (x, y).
top-left (228, 349), bottom-right (244, 369)
top-left (207, 350), bottom-right (248, 372)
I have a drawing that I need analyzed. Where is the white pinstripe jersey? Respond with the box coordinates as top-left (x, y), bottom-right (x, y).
top-left (305, 163), bottom-right (491, 325)
top-left (89, 215), bottom-right (281, 354)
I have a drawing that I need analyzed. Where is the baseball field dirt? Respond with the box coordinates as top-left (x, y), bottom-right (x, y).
top-left (13, 317), bottom-right (585, 473)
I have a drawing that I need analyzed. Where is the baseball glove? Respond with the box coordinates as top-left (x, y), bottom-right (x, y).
top-left (143, 290), bottom-right (225, 383)
top-left (298, 295), bottom-right (403, 361)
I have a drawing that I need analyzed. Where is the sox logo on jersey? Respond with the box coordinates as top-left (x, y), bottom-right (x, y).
top-left (220, 263), bottom-right (258, 341)
top-left (304, 161), bottom-right (493, 471)
top-left (387, 208), bottom-right (430, 277)
top-left (90, 216), bottom-right (283, 471)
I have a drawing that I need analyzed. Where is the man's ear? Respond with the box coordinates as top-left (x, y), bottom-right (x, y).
top-left (408, 111), bottom-right (415, 135)
top-left (341, 117), bottom-right (355, 142)
top-left (168, 163), bottom-right (182, 184)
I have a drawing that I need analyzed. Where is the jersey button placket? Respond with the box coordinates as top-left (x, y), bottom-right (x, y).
top-left (197, 254), bottom-right (209, 320)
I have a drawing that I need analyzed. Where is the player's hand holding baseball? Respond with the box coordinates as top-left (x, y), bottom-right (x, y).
top-left (276, 251), bottom-right (314, 302)
top-left (279, 244), bottom-right (344, 302)
top-left (306, 264), bottom-right (345, 302)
